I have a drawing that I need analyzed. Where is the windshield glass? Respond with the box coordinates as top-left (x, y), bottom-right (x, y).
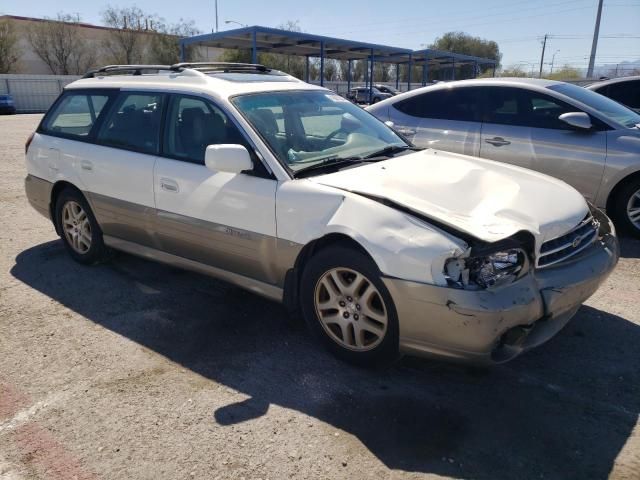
top-left (548, 83), bottom-right (640, 128)
top-left (232, 90), bottom-right (407, 172)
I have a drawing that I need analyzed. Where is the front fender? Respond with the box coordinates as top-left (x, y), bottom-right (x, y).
top-left (276, 180), bottom-right (467, 285)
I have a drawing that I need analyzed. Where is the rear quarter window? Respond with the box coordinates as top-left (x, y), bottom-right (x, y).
top-left (41, 92), bottom-right (111, 139)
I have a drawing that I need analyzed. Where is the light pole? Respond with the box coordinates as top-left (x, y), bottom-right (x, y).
top-left (225, 20), bottom-right (248, 28)
top-left (549, 50), bottom-right (560, 74)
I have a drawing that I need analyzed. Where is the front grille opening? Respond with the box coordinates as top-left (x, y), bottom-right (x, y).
top-left (537, 215), bottom-right (599, 268)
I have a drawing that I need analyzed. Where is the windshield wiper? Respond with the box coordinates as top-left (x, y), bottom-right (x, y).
top-left (362, 145), bottom-right (422, 159)
top-left (293, 155), bottom-right (364, 178)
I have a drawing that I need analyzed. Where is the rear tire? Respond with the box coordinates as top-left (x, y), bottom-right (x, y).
top-left (54, 188), bottom-right (109, 264)
top-left (612, 180), bottom-right (640, 238)
top-left (300, 245), bottom-right (400, 367)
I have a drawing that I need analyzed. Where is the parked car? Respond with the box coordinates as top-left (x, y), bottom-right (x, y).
top-left (346, 86), bottom-right (392, 104)
top-left (587, 76), bottom-right (640, 113)
top-left (373, 84), bottom-right (400, 96)
top-left (0, 94), bottom-right (16, 114)
top-left (25, 63), bottom-right (618, 366)
top-left (367, 78), bottom-right (640, 237)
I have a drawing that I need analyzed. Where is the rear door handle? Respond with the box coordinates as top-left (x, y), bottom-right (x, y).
top-left (160, 178), bottom-right (179, 192)
top-left (485, 137), bottom-right (511, 147)
top-left (80, 160), bottom-right (93, 171)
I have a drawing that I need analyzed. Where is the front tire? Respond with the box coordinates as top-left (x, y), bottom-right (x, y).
top-left (54, 188), bottom-right (108, 264)
top-left (300, 245), bottom-right (400, 366)
top-left (612, 181), bottom-right (640, 238)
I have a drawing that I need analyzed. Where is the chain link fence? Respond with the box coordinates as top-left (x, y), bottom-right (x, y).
top-left (0, 75), bottom-right (81, 113)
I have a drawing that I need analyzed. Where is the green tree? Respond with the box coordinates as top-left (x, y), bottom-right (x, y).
top-left (499, 65), bottom-right (529, 77)
top-left (545, 65), bottom-right (582, 80)
top-left (0, 18), bottom-right (20, 73)
top-left (429, 31), bottom-right (501, 79)
top-left (149, 19), bottom-right (200, 64)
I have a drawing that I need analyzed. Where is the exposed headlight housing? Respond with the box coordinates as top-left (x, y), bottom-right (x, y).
top-left (444, 248), bottom-right (528, 290)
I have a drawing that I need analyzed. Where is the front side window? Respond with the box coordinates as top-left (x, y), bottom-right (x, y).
top-left (232, 90), bottom-right (407, 172)
top-left (42, 92), bottom-right (110, 138)
top-left (394, 87), bottom-right (482, 122)
top-left (96, 93), bottom-right (164, 154)
top-left (164, 95), bottom-right (247, 164)
top-left (482, 87), bottom-right (574, 130)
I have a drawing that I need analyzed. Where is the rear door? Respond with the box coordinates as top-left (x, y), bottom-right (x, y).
top-left (478, 86), bottom-right (607, 201)
top-left (153, 94), bottom-right (278, 284)
top-left (388, 87), bottom-right (483, 156)
top-left (87, 91), bottom-right (165, 245)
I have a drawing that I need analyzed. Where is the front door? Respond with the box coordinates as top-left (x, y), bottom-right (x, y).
top-left (478, 86), bottom-right (606, 201)
top-left (153, 94), bottom-right (278, 284)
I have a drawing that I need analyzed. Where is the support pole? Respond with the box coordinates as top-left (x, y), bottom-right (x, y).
top-left (421, 62), bottom-right (427, 86)
top-left (320, 41), bottom-right (325, 87)
top-left (538, 34), bottom-right (547, 78)
top-left (492, 64), bottom-right (496, 77)
top-left (395, 63), bottom-right (399, 90)
top-left (369, 49), bottom-right (374, 104)
top-left (587, 0), bottom-right (604, 78)
top-left (305, 56), bottom-right (310, 83)
top-left (473, 61), bottom-right (478, 78)
top-left (252, 30), bottom-right (257, 64)
top-left (407, 53), bottom-right (412, 90)
top-left (179, 42), bottom-right (186, 62)
top-left (451, 57), bottom-right (456, 80)
top-left (347, 60), bottom-right (352, 93)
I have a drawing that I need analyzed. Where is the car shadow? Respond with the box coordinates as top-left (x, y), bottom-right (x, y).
top-left (10, 240), bottom-right (640, 479)
top-left (619, 234), bottom-right (640, 259)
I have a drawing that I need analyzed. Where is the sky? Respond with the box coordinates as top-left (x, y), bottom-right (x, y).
top-left (2, 0), bottom-right (639, 72)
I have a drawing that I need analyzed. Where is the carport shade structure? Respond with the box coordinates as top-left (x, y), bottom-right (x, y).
top-left (179, 26), bottom-right (497, 102)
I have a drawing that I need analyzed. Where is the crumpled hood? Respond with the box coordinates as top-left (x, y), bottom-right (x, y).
top-left (311, 149), bottom-right (589, 247)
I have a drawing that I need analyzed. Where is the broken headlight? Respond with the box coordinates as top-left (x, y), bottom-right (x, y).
top-left (444, 248), bottom-right (527, 290)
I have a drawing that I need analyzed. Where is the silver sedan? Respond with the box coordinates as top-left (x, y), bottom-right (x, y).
top-left (367, 78), bottom-right (640, 237)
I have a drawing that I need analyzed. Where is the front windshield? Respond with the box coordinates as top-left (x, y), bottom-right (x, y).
top-left (548, 83), bottom-right (640, 129)
top-left (232, 90), bottom-right (407, 172)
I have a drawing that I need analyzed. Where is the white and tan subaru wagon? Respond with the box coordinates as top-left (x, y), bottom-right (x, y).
top-left (25, 63), bottom-right (619, 366)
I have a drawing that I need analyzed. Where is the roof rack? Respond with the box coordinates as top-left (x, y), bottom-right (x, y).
top-left (82, 65), bottom-right (174, 79)
top-left (171, 62), bottom-right (271, 73)
top-left (82, 62), bottom-right (273, 79)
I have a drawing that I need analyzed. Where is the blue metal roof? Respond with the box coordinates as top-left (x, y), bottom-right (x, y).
top-left (180, 26), bottom-right (496, 66)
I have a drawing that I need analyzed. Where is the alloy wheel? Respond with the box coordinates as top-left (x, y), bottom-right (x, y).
top-left (61, 201), bottom-right (92, 254)
top-left (314, 267), bottom-right (388, 351)
top-left (627, 188), bottom-right (640, 230)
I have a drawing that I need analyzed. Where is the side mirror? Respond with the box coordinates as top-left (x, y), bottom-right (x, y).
top-left (559, 112), bottom-right (592, 130)
top-left (204, 144), bottom-right (253, 174)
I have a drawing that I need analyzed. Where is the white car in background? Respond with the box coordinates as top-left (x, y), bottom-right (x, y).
top-left (25, 63), bottom-right (618, 366)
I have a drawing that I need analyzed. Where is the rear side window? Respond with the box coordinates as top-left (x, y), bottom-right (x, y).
top-left (96, 93), bottom-right (164, 154)
top-left (41, 92), bottom-right (110, 139)
top-left (394, 88), bottom-right (482, 122)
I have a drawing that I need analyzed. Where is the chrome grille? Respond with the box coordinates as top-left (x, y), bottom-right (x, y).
top-left (537, 215), bottom-right (599, 268)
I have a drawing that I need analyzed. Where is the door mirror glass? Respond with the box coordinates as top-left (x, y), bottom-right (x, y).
top-left (559, 112), bottom-right (592, 130)
top-left (204, 144), bottom-right (253, 174)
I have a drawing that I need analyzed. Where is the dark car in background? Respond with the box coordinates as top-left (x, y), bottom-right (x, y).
top-left (0, 94), bottom-right (16, 114)
top-left (346, 86), bottom-right (392, 104)
top-left (373, 84), bottom-right (400, 96)
top-left (587, 76), bottom-right (640, 113)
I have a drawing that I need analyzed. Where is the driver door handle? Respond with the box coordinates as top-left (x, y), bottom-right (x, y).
top-left (485, 136), bottom-right (511, 147)
top-left (160, 178), bottom-right (179, 192)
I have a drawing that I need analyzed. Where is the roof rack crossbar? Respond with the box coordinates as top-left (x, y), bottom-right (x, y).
top-left (171, 62), bottom-right (270, 72)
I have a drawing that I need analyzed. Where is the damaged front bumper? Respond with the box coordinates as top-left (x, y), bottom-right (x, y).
top-left (382, 215), bottom-right (620, 364)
